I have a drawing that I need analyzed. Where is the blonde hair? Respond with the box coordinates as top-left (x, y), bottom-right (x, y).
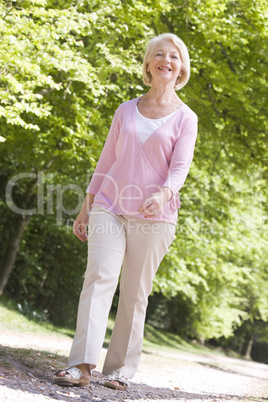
top-left (142, 33), bottom-right (190, 90)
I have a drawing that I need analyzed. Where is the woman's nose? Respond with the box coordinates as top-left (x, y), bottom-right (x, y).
top-left (163, 54), bottom-right (171, 62)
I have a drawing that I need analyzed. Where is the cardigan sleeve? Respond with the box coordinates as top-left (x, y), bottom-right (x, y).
top-left (86, 105), bottom-right (122, 194)
top-left (163, 112), bottom-right (198, 195)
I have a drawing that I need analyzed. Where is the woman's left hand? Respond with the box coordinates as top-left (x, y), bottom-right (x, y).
top-left (138, 187), bottom-right (172, 218)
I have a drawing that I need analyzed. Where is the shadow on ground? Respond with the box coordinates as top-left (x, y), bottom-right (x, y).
top-left (1, 345), bottom-right (268, 401)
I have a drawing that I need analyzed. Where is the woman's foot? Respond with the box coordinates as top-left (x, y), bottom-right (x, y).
top-left (104, 374), bottom-right (128, 391)
top-left (54, 364), bottom-right (92, 387)
top-left (75, 363), bottom-right (92, 379)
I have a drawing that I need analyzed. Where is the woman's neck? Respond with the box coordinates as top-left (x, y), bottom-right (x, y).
top-left (142, 85), bottom-right (181, 106)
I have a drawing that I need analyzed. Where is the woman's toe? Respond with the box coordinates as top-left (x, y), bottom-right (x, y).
top-left (56, 370), bottom-right (71, 378)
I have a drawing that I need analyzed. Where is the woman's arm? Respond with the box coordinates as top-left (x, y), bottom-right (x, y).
top-left (86, 105), bottom-right (122, 195)
top-left (74, 107), bottom-right (122, 241)
top-left (163, 114), bottom-right (198, 195)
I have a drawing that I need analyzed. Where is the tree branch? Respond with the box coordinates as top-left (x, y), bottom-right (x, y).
top-left (2, 6), bottom-right (13, 20)
top-left (216, 42), bottom-right (237, 74)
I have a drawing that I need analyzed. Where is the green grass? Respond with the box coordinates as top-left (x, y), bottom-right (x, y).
top-left (0, 298), bottom-right (74, 338)
top-left (0, 296), bottom-right (232, 359)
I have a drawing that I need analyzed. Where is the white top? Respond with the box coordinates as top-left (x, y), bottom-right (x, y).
top-left (136, 106), bottom-right (178, 144)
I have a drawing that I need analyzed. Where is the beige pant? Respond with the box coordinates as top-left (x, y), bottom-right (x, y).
top-left (69, 206), bottom-right (175, 379)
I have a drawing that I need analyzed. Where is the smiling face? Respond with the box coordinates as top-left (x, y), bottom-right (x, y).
top-left (147, 39), bottom-right (183, 87)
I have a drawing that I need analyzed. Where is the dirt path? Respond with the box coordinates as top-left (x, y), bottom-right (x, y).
top-left (0, 329), bottom-right (267, 401)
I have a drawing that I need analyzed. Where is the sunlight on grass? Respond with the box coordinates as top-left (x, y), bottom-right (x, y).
top-left (0, 298), bottom-right (74, 338)
top-left (0, 298), bottom-right (228, 359)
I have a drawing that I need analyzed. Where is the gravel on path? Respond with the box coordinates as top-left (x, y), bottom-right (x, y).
top-left (0, 330), bottom-right (267, 401)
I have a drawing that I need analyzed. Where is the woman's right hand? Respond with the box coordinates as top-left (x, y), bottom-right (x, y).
top-left (73, 193), bottom-right (95, 242)
top-left (73, 211), bottom-right (89, 242)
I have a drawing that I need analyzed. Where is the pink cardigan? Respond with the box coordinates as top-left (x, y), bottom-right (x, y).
top-left (87, 97), bottom-right (198, 225)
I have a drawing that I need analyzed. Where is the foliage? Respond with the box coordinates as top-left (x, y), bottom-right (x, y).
top-left (0, 0), bottom-right (267, 356)
top-left (151, 0), bottom-right (268, 342)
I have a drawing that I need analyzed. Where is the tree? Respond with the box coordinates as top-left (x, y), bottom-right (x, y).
top-left (0, 0), bottom-right (267, 346)
top-left (151, 0), bottom-right (268, 342)
top-left (0, 0), bottom-right (169, 318)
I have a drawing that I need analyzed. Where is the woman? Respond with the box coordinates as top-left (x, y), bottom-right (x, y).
top-left (55, 33), bottom-right (197, 390)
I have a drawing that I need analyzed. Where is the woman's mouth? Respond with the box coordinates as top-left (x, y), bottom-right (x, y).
top-left (158, 67), bottom-right (172, 71)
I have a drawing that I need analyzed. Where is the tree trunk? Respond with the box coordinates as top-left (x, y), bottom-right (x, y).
top-left (245, 336), bottom-right (254, 360)
top-left (0, 216), bottom-right (32, 295)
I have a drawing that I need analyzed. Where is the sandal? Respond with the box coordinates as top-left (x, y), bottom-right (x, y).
top-left (54, 367), bottom-right (90, 387)
top-left (104, 374), bottom-right (128, 391)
